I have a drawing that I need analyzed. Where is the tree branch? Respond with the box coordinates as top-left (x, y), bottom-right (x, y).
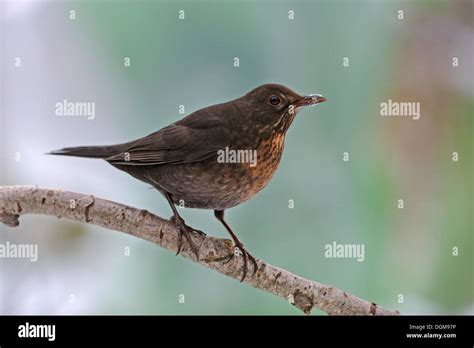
top-left (0, 185), bottom-right (398, 315)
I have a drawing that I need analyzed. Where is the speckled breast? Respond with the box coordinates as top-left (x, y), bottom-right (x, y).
top-left (235, 132), bottom-right (285, 205)
top-left (141, 133), bottom-right (286, 210)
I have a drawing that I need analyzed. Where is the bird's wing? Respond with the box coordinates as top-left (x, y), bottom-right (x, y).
top-left (105, 115), bottom-right (231, 166)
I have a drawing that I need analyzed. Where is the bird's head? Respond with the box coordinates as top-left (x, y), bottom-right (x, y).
top-left (239, 83), bottom-right (327, 133)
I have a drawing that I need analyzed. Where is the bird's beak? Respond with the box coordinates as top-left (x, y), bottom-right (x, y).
top-left (294, 94), bottom-right (327, 108)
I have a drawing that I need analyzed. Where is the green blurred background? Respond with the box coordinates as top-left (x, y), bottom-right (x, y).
top-left (1, 0), bottom-right (472, 314)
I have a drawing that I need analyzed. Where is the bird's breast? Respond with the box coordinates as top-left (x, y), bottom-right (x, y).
top-left (236, 132), bottom-right (285, 203)
top-left (144, 133), bottom-right (286, 210)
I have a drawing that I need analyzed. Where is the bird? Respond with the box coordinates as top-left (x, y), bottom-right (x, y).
top-left (49, 83), bottom-right (327, 281)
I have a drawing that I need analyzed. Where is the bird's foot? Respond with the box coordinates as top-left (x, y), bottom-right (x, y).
top-left (170, 216), bottom-right (204, 259)
top-left (223, 241), bottom-right (258, 282)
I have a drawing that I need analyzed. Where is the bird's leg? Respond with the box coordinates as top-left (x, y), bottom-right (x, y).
top-left (163, 192), bottom-right (204, 259)
top-left (214, 210), bottom-right (258, 282)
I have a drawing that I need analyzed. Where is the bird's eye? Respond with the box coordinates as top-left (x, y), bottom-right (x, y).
top-left (269, 95), bottom-right (281, 105)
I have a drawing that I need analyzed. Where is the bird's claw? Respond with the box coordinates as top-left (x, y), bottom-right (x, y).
top-left (170, 216), bottom-right (202, 260)
top-left (222, 244), bottom-right (258, 282)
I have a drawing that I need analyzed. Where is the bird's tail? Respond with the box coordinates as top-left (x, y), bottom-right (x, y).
top-left (48, 144), bottom-right (129, 159)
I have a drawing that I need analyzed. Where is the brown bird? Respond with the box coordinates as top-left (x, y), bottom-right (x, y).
top-left (50, 84), bottom-right (327, 281)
